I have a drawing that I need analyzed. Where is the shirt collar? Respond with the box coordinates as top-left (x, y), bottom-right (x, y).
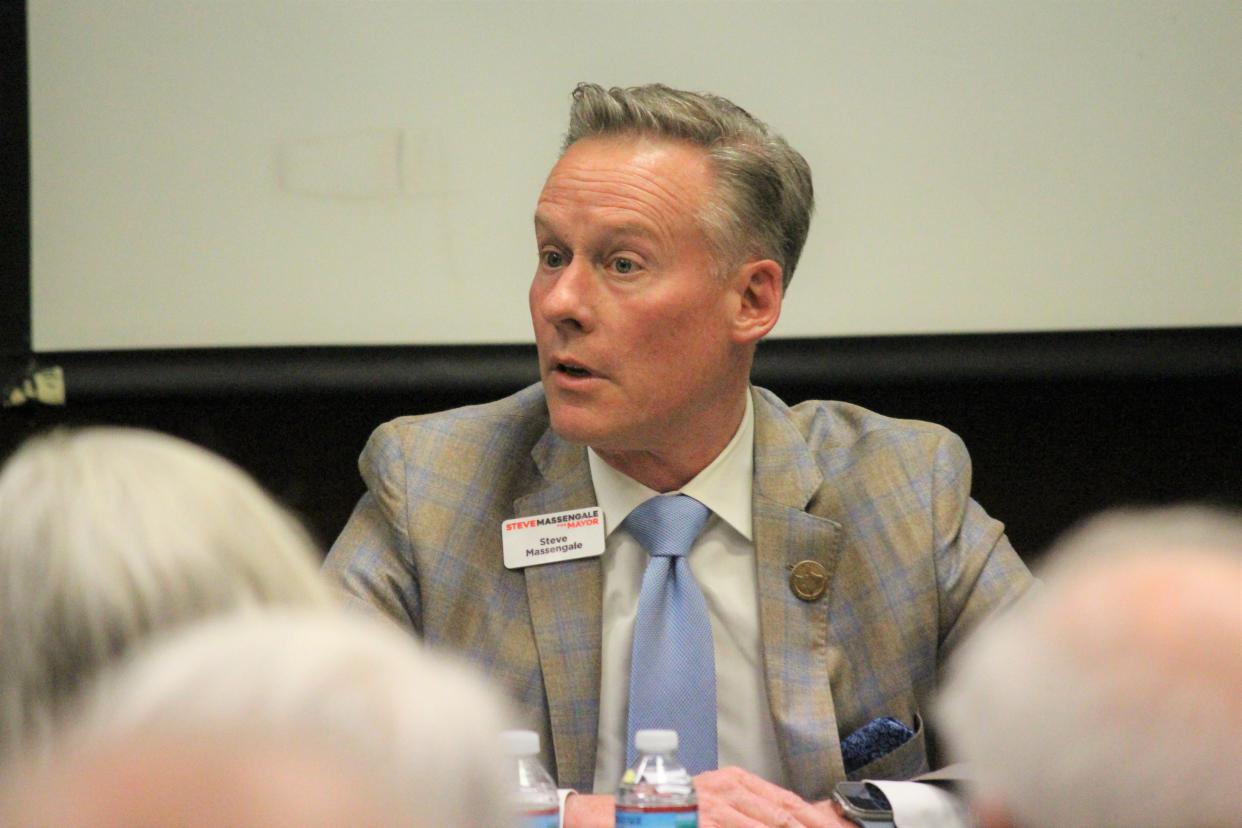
top-left (588, 391), bottom-right (754, 542)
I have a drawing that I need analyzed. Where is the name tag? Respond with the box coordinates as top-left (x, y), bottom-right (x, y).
top-left (502, 507), bottom-right (606, 569)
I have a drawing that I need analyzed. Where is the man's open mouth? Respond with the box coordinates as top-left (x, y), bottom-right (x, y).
top-left (556, 362), bottom-right (592, 378)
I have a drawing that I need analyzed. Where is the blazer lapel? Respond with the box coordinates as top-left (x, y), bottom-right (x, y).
top-left (751, 387), bottom-right (848, 800)
top-left (515, 428), bottom-right (602, 792)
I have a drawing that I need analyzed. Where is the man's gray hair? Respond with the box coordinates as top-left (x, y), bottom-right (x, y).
top-left (564, 83), bottom-right (813, 289)
top-left (0, 428), bottom-right (334, 760)
top-left (77, 610), bottom-right (514, 828)
top-left (935, 506), bottom-right (1242, 828)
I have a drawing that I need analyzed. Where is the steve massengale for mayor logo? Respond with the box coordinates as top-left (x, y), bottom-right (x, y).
top-left (506, 509), bottom-right (602, 558)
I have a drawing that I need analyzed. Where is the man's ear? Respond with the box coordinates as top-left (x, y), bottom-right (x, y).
top-left (730, 258), bottom-right (783, 345)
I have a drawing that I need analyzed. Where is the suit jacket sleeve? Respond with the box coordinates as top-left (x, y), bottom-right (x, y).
top-left (930, 429), bottom-right (1029, 671)
top-left (322, 421), bottom-right (423, 633)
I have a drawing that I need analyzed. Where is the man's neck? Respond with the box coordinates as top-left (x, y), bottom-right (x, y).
top-left (591, 390), bottom-right (749, 492)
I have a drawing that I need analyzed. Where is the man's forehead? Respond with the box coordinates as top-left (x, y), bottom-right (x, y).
top-left (534, 136), bottom-right (714, 236)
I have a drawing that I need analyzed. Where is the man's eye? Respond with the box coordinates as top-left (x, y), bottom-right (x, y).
top-left (542, 251), bottom-right (565, 268)
top-left (613, 257), bottom-right (636, 274)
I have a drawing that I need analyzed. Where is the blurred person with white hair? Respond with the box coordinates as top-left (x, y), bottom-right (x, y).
top-left (935, 506), bottom-right (1242, 828)
top-left (0, 427), bottom-right (335, 759)
top-left (0, 726), bottom-right (405, 828)
top-left (67, 610), bottom-right (515, 828)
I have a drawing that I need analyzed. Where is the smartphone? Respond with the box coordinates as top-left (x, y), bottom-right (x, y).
top-left (832, 781), bottom-right (894, 822)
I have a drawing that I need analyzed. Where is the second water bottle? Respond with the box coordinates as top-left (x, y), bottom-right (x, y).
top-left (615, 729), bottom-right (697, 827)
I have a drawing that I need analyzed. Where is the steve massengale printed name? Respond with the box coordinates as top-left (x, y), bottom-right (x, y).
top-left (506, 510), bottom-right (602, 557)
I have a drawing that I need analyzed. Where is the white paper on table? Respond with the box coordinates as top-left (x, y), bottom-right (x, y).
top-left (865, 780), bottom-right (972, 828)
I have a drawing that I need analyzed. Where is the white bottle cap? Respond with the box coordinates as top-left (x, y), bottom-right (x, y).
top-left (634, 729), bottom-right (678, 754)
top-left (500, 729), bottom-right (540, 756)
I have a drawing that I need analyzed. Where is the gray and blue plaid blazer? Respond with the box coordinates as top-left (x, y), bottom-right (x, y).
top-left (323, 383), bottom-right (1031, 800)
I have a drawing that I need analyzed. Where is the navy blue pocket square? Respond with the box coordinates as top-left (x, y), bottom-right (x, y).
top-left (841, 716), bottom-right (916, 775)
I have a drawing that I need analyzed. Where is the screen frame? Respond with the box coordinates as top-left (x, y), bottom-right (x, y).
top-left (18, 326), bottom-right (1241, 401)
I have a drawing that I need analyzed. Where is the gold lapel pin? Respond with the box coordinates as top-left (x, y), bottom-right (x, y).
top-left (789, 560), bottom-right (828, 602)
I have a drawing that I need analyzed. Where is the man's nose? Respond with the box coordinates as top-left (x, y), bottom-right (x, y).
top-left (537, 258), bottom-right (595, 332)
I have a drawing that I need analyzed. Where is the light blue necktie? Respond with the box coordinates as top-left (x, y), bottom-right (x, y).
top-left (624, 494), bottom-right (717, 774)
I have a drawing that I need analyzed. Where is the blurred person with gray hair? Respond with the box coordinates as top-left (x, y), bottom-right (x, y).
top-left (39, 610), bottom-right (514, 828)
top-left (0, 427), bottom-right (335, 759)
top-left (936, 506), bottom-right (1242, 828)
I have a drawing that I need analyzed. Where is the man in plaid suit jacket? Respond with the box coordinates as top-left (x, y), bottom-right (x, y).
top-left (324, 83), bottom-right (1031, 827)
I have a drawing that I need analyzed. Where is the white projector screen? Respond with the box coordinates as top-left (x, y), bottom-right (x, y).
top-left (28, 1), bottom-right (1242, 352)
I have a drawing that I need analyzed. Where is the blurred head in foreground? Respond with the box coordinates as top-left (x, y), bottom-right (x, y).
top-left (936, 506), bottom-right (1242, 828)
top-left (31, 610), bottom-right (514, 828)
top-left (0, 728), bottom-right (400, 828)
top-left (0, 427), bottom-right (334, 757)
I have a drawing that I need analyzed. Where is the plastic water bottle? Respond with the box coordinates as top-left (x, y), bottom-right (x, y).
top-left (615, 729), bottom-right (697, 827)
top-left (501, 730), bottom-right (559, 828)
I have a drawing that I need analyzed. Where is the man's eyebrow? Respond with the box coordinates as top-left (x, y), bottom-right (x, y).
top-left (533, 214), bottom-right (564, 241)
top-left (602, 223), bottom-right (659, 242)
top-left (534, 215), bottom-right (658, 242)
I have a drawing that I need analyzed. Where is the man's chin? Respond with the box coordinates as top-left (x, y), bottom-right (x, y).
top-left (544, 399), bottom-right (617, 449)
top-left (546, 412), bottom-right (604, 448)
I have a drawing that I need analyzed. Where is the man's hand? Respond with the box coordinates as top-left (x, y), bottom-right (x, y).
top-left (562, 793), bottom-right (615, 828)
top-left (562, 768), bottom-right (856, 828)
top-left (694, 767), bottom-right (854, 828)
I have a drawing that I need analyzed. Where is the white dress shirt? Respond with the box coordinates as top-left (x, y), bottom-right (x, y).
top-left (587, 392), bottom-right (788, 793)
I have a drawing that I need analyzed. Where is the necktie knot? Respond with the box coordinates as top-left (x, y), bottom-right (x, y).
top-left (625, 495), bottom-right (710, 559)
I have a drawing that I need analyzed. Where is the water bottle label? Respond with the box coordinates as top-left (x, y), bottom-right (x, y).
top-left (615, 805), bottom-right (697, 828)
top-left (522, 807), bottom-right (559, 828)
